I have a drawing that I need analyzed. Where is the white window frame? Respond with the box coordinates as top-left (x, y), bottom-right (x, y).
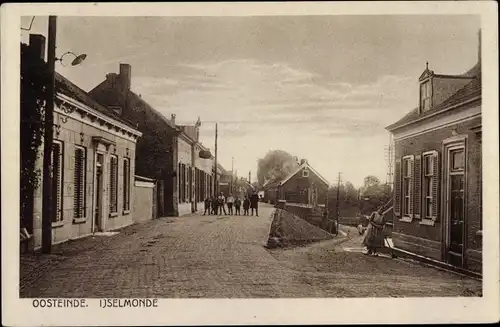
top-left (302, 168), bottom-right (309, 178)
top-left (422, 150), bottom-right (438, 221)
top-left (420, 79), bottom-right (432, 112)
top-left (402, 155), bottom-right (414, 220)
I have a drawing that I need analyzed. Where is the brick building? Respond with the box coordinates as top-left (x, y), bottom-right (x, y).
top-left (89, 64), bottom-right (215, 217)
top-left (24, 35), bottom-right (143, 250)
top-left (386, 31), bottom-right (482, 275)
top-left (263, 159), bottom-right (330, 206)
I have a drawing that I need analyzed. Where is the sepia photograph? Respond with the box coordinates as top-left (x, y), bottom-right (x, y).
top-left (2, 2), bottom-right (499, 326)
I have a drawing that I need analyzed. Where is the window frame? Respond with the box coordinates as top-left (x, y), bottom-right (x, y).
top-left (401, 155), bottom-right (414, 220)
top-left (422, 150), bottom-right (438, 221)
top-left (73, 145), bottom-right (87, 222)
top-left (420, 79), bottom-right (432, 112)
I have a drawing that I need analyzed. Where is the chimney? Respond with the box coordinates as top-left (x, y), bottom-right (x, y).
top-left (171, 114), bottom-right (176, 125)
top-left (119, 63), bottom-right (131, 92)
top-left (106, 73), bottom-right (118, 87)
top-left (300, 158), bottom-right (307, 165)
top-left (29, 34), bottom-right (46, 61)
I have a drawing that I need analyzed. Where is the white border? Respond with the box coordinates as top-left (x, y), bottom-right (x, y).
top-left (2, 2), bottom-right (499, 326)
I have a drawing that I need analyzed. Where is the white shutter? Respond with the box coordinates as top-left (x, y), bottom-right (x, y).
top-left (431, 152), bottom-right (440, 220)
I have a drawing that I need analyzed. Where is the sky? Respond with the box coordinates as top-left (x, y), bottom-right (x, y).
top-left (21, 15), bottom-right (480, 187)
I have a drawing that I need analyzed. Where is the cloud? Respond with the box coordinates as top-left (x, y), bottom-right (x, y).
top-left (130, 59), bottom-right (418, 186)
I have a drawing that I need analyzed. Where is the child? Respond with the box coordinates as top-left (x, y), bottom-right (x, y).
top-left (234, 196), bottom-right (242, 215)
top-left (243, 196), bottom-right (250, 216)
top-left (211, 196), bottom-right (218, 215)
top-left (226, 193), bottom-right (234, 215)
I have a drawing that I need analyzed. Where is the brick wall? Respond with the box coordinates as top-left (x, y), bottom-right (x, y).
top-left (393, 115), bottom-right (481, 271)
top-left (280, 167), bottom-right (328, 205)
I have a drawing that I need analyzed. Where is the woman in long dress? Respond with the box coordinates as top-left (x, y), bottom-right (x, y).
top-left (362, 207), bottom-right (385, 256)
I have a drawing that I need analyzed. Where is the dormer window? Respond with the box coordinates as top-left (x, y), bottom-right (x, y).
top-left (420, 80), bottom-right (432, 112)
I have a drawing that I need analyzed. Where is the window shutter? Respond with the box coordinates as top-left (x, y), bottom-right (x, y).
top-left (52, 142), bottom-right (62, 222)
top-left (414, 155), bottom-right (422, 218)
top-left (394, 159), bottom-right (401, 216)
top-left (431, 152), bottom-right (440, 220)
top-left (74, 148), bottom-right (85, 218)
top-left (408, 157), bottom-right (415, 218)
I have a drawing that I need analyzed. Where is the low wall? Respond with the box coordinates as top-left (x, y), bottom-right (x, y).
top-left (281, 202), bottom-right (336, 234)
top-left (267, 209), bottom-right (334, 248)
top-left (133, 177), bottom-right (155, 224)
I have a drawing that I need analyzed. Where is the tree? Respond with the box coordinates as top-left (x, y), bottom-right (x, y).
top-left (257, 150), bottom-right (297, 186)
top-left (20, 43), bottom-right (49, 233)
top-left (363, 175), bottom-right (381, 188)
top-left (360, 175), bottom-right (391, 214)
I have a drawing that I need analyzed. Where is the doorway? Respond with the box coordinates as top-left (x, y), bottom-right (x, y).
top-left (444, 144), bottom-right (466, 267)
top-left (94, 153), bottom-right (104, 233)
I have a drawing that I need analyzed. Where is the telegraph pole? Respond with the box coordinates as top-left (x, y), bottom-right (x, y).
top-left (231, 156), bottom-right (234, 194)
top-left (214, 123), bottom-right (218, 195)
top-left (335, 172), bottom-right (342, 236)
top-left (41, 16), bottom-right (57, 254)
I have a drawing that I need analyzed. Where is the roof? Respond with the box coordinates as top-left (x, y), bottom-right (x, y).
top-left (127, 91), bottom-right (178, 130)
top-left (55, 72), bottom-right (138, 129)
top-left (386, 63), bottom-right (481, 131)
top-left (263, 178), bottom-right (282, 189)
top-left (280, 162), bottom-right (330, 188)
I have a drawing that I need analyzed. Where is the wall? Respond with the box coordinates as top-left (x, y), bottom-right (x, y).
top-left (392, 112), bottom-right (481, 271)
top-left (32, 109), bottom-right (137, 249)
top-left (133, 178), bottom-right (155, 223)
top-left (281, 167), bottom-right (328, 205)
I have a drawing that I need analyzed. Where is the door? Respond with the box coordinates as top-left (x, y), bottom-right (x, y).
top-left (94, 153), bottom-right (104, 232)
top-left (445, 146), bottom-right (466, 267)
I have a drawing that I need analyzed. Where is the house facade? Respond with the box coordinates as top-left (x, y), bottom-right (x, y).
top-left (264, 159), bottom-right (330, 206)
top-left (25, 35), bottom-right (142, 250)
top-left (386, 31), bottom-right (482, 275)
top-left (89, 64), bottom-right (215, 217)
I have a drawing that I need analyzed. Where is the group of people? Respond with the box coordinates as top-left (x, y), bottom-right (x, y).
top-left (203, 192), bottom-right (260, 216)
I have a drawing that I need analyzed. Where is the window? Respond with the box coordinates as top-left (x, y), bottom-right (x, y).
top-left (420, 80), bottom-right (432, 111)
top-left (423, 154), bottom-right (434, 218)
top-left (74, 146), bottom-right (86, 219)
top-left (109, 155), bottom-right (118, 214)
top-left (52, 140), bottom-right (64, 223)
top-left (402, 156), bottom-right (414, 217)
top-left (302, 168), bottom-right (309, 178)
top-left (123, 158), bottom-right (130, 212)
top-left (188, 167), bottom-right (193, 202)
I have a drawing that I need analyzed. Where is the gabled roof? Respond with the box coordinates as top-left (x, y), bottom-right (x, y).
top-left (55, 72), bottom-right (138, 130)
top-left (281, 162), bottom-right (330, 188)
top-left (263, 178), bottom-right (282, 189)
top-left (386, 64), bottom-right (481, 132)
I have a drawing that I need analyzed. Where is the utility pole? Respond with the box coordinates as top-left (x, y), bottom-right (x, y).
top-left (41, 16), bottom-right (57, 254)
top-left (248, 171), bottom-right (251, 184)
top-left (214, 123), bottom-right (218, 195)
top-left (231, 156), bottom-right (234, 194)
top-left (335, 172), bottom-right (342, 236)
top-left (385, 134), bottom-right (395, 191)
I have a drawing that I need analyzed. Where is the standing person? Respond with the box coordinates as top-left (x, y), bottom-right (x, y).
top-left (203, 196), bottom-right (211, 215)
top-left (218, 192), bottom-right (227, 215)
top-left (243, 196), bottom-right (250, 216)
top-left (363, 206), bottom-right (385, 256)
top-left (226, 193), bottom-right (234, 215)
top-left (250, 191), bottom-right (259, 217)
top-left (234, 196), bottom-right (242, 215)
top-left (211, 196), bottom-right (218, 215)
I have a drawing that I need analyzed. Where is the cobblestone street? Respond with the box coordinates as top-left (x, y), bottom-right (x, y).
top-left (20, 204), bottom-right (481, 298)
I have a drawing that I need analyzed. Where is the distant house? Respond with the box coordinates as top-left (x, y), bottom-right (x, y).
top-left (23, 35), bottom-right (142, 250)
top-left (263, 159), bottom-right (330, 206)
top-left (89, 64), bottom-right (214, 217)
top-left (385, 30), bottom-right (482, 275)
